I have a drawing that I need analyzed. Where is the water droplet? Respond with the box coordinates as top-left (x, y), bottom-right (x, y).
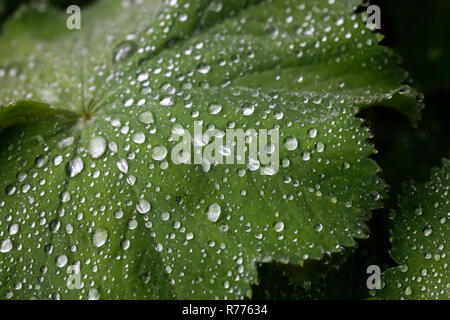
top-left (0, 239), bottom-right (12, 253)
top-left (414, 207), bottom-right (423, 216)
top-left (66, 157), bottom-right (84, 178)
top-left (35, 155), bottom-right (49, 168)
top-left (88, 288), bottom-right (100, 300)
top-left (161, 212), bottom-right (170, 221)
top-left (242, 103), bottom-right (254, 116)
top-left (301, 151), bottom-right (311, 161)
top-left (117, 158), bottom-right (129, 173)
top-left (284, 137), bottom-right (298, 151)
top-left (208, 103), bottom-right (222, 115)
top-left (308, 128), bottom-right (318, 138)
top-left (9, 224), bottom-right (19, 236)
top-left (92, 227), bottom-right (109, 248)
top-left (152, 146), bottom-right (168, 161)
top-left (160, 96), bottom-right (174, 107)
top-left (197, 63), bottom-right (211, 74)
top-left (139, 111), bottom-right (155, 124)
top-left (137, 72), bottom-right (149, 82)
top-left (273, 221), bottom-right (285, 232)
top-left (121, 239), bottom-right (130, 251)
top-left (207, 203), bottom-right (221, 222)
top-left (89, 137), bottom-right (106, 159)
top-left (314, 224), bottom-right (323, 232)
top-left (133, 132), bottom-right (146, 144)
top-left (315, 142), bottom-right (325, 153)
top-left (60, 191), bottom-right (71, 203)
top-left (113, 40), bottom-right (137, 63)
top-left (49, 219), bottom-right (61, 233)
top-left (404, 286), bottom-right (413, 296)
top-left (422, 227), bottom-right (432, 237)
top-left (56, 255), bottom-right (68, 268)
top-left (136, 199), bottom-right (151, 214)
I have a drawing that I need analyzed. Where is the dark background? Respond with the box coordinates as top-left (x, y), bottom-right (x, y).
top-left (1, 0), bottom-right (449, 299)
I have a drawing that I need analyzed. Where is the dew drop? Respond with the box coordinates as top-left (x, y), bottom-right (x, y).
top-left (117, 158), bottom-right (129, 173)
top-left (206, 203), bottom-right (221, 222)
top-left (301, 151), bottom-right (311, 161)
top-left (133, 132), bottom-right (146, 144)
top-left (136, 199), bottom-right (151, 214)
top-left (208, 103), bottom-right (222, 115)
top-left (113, 40), bottom-right (137, 63)
top-left (0, 239), bottom-right (12, 253)
top-left (273, 221), bottom-right (285, 232)
top-left (88, 288), bottom-right (100, 300)
top-left (308, 128), bottom-right (318, 138)
top-left (92, 227), bottom-right (109, 248)
top-left (315, 142), bottom-right (325, 153)
top-left (160, 96), bottom-right (174, 107)
top-left (284, 137), bottom-right (298, 151)
top-left (197, 63), bottom-right (211, 74)
top-left (66, 157), bottom-right (84, 178)
top-left (404, 286), bottom-right (413, 296)
top-left (56, 255), bottom-right (68, 268)
top-left (139, 111), bottom-right (155, 124)
top-left (152, 146), bottom-right (168, 161)
top-left (9, 224), bottom-right (19, 236)
top-left (89, 137), bottom-right (106, 159)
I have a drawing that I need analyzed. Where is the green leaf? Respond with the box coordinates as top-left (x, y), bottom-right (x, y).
top-left (0, 0), bottom-right (422, 299)
top-left (376, 157), bottom-right (450, 300)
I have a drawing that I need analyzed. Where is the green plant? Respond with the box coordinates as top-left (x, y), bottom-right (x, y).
top-left (0, 0), bottom-right (447, 300)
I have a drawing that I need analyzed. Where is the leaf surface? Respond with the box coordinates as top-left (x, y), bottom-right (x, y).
top-left (0, 0), bottom-right (421, 299)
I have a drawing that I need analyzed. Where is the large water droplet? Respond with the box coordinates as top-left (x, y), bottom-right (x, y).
top-left (89, 137), bottom-right (106, 159)
top-left (206, 203), bottom-right (221, 222)
top-left (56, 255), bottom-right (68, 268)
top-left (136, 199), bottom-right (151, 214)
top-left (0, 239), bottom-right (12, 253)
top-left (152, 146), bottom-right (168, 161)
top-left (92, 227), bottom-right (109, 248)
top-left (284, 137), bottom-right (298, 151)
top-left (273, 221), bottom-right (285, 232)
top-left (66, 157), bottom-right (84, 178)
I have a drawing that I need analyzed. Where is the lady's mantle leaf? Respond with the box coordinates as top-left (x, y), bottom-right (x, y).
top-left (376, 158), bottom-right (449, 300)
top-left (0, 0), bottom-right (422, 299)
